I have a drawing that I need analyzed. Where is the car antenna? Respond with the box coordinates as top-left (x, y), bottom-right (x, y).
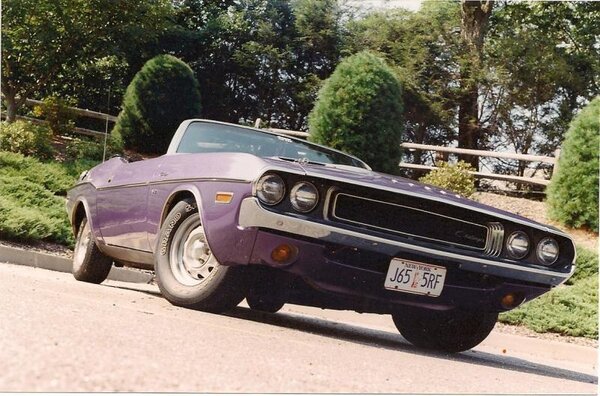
top-left (102, 86), bottom-right (111, 162)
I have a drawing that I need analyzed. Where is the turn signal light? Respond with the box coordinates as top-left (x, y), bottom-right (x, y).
top-left (215, 192), bottom-right (234, 204)
top-left (271, 244), bottom-right (295, 264)
top-left (501, 292), bottom-right (525, 309)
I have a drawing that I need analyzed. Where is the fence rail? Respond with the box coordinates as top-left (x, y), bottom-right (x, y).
top-left (22, 98), bottom-right (118, 122)
top-left (1, 104), bottom-right (558, 187)
top-left (253, 120), bottom-right (558, 187)
top-left (399, 143), bottom-right (559, 187)
top-left (400, 142), bottom-right (557, 164)
top-left (1, 96), bottom-right (117, 138)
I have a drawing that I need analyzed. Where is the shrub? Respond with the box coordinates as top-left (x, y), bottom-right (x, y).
top-left (0, 151), bottom-right (89, 195)
top-left (113, 54), bottom-right (201, 154)
top-left (0, 175), bottom-right (73, 245)
top-left (566, 245), bottom-right (599, 285)
top-left (32, 95), bottom-right (77, 136)
top-left (419, 161), bottom-right (476, 197)
top-left (308, 51), bottom-right (404, 174)
top-left (547, 98), bottom-right (599, 232)
top-left (0, 120), bottom-right (55, 159)
top-left (65, 134), bottom-right (123, 161)
top-left (0, 151), bottom-right (96, 246)
top-left (499, 276), bottom-right (598, 338)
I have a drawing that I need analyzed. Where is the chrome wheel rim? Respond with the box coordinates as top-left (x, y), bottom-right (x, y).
top-left (169, 216), bottom-right (218, 286)
top-left (73, 221), bottom-right (91, 273)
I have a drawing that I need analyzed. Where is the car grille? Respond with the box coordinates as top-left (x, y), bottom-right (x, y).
top-left (330, 193), bottom-right (489, 252)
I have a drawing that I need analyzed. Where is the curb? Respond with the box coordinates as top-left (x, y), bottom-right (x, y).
top-left (0, 245), bottom-right (154, 284)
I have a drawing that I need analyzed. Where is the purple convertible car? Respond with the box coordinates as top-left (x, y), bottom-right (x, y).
top-left (66, 119), bottom-right (575, 352)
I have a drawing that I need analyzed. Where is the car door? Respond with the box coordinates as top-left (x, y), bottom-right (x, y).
top-left (95, 158), bottom-right (159, 252)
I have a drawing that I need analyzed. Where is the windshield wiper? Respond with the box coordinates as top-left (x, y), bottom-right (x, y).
top-left (271, 156), bottom-right (327, 166)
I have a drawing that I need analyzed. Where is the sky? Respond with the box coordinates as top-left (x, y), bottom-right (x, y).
top-left (348, 0), bottom-right (423, 12)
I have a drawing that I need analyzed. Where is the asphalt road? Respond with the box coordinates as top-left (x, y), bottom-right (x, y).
top-left (0, 263), bottom-right (597, 393)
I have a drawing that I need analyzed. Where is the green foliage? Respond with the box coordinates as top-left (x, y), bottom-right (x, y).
top-left (169, 0), bottom-right (345, 129)
top-left (344, 2), bottom-right (462, 160)
top-left (547, 98), bottom-right (599, 232)
top-left (418, 161), bottom-right (476, 197)
top-left (1, 0), bottom-right (173, 119)
top-left (0, 121), bottom-right (55, 159)
top-left (0, 151), bottom-right (95, 195)
top-left (65, 134), bottom-right (123, 161)
top-left (113, 55), bottom-right (201, 154)
top-left (499, 244), bottom-right (598, 339)
top-left (485, 2), bottom-right (600, 163)
top-left (0, 176), bottom-right (72, 245)
top-left (308, 51), bottom-right (404, 174)
top-left (499, 276), bottom-right (598, 339)
top-left (0, 151), bottom-right (95, 246)
top-left (566, 245), bottom-right (599, 285)
top-left (32, 95), bottom-right (77, 135)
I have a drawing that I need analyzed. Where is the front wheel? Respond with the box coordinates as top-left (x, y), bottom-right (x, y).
top-left (72, 217), bottom-right (113, 283)
top-left (392, 308), bottom-right (498, 353)
top-left (154, 199), bottom-right (248, 313)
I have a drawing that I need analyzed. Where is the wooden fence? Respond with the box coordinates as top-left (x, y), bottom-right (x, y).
top-left (254, 119), bottom-right (558, 187)
top-left (0, 105), bottom-right (558, 186)
top-left (1, 97), bottom-right (116, 138)
top-left (399, 143), bottom-right (559, 187)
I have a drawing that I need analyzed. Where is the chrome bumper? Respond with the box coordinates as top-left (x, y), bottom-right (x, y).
top-left (238, 198), bottom-right (573, 286)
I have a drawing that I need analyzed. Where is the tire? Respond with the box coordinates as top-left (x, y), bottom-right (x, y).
top-left (392, 307), bottom-right (498, 353)
top-left (246, 293), bottom-right (285, 313)
top-left (154, 199), bottom-right (248, 313)
top-left (246, 266), bottom-right (289, 313)
top-left (72, 217), bottom-right (113, 283)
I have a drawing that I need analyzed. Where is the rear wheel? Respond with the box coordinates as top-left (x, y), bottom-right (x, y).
top-left (154, 199), bottom-right (248, 313)
top-left (72, 217), bottom-right (113, 283)
top-left (392, 308), bottom-right (498, 353)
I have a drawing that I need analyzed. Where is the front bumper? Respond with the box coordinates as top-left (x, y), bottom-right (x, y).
top-left (238, 197), bottom-right (573, 287)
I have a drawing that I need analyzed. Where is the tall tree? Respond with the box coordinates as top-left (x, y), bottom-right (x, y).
top-left (167, 0), bottom-right (345, 129)
top-left (457, 0), bottom-right (493, 170)
top-left (482, 1), bottom-right (599, 181)
top-left (1, 0), bottom-right (172, 121)
top-left (344, 1), bottom-right (461, 170)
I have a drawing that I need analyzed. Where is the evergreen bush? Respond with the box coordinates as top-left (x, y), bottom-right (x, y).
top-left (419, 161), bottom-right (476, 197)
top-left (308, 51), bottom-right (404, 174)
top-left (113, 55), bottom-right (201, 154)
top-left (547, 98), bottom-right (599, 232)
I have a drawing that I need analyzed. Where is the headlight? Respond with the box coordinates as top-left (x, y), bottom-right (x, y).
top-left (506, 231), bottom-right (530, 259)
top-left (537, 237), bottom-right (559, 265)
top-left (256, 174), bottom-right (285, 205)
top-left (290, 182), bottom-right (319, 213)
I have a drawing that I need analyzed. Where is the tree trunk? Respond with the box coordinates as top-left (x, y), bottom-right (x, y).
top-left (458, 0), bottom-right (493, 171)
top-left (4, 94), bottom-right (18, 123)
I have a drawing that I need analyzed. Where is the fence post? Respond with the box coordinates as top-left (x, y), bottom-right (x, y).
top-left (552, 148), bottom-right (561, 178)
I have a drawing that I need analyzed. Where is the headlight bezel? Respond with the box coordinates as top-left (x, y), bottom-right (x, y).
top-left (256, 173), bottom-right (286, 206)
top-left (290, 181), bottom-right (319, 213)
top-left (506, 231), bottom-right (530, 260)
top-left (536, 237), bottom-right (560, 266)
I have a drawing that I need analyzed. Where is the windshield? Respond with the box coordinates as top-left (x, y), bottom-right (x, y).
top-left (176, 121), bottom-right (369, 169)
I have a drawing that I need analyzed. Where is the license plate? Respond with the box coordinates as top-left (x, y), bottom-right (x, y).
top-left (384, 258), bottom-right (446, 297)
